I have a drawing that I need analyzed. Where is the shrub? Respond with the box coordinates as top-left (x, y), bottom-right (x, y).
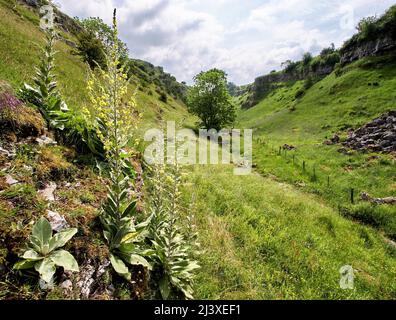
top-left (302, 52), bottom-right (313, 66)
top-left (303, 76), bottom-right (315, 90)
top-left (295, 88), bottom-right (305, 99)
top-left (320, 44), bottom-right (336, 56)
top-left (76, 30), bottom-right (106, 69)
top-left (159, 91), bottom-right (168, 103)
top-left (282, 60), bottom-right (299, 73)
top-left (76, 16), bottom-right (129, 63)
top-left (357, 16), bottom-right (380, 41)
top-left (321, 52), bottom-right (340, 68)
top-left (309, 57), bottom-right (321, 72)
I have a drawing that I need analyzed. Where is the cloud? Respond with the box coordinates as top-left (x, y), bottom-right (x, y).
top-left (55, 0), bottom-right (395, 85)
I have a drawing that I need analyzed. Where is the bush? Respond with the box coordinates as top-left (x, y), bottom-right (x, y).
top-left (321, 52), bottom-right (340, 67)
top-left (320, 44), bottom-right (336, 57)
top-left (303, 76), bottom-right (315, 90)
top-left (309, 57), bottom-right (321, 72)
top-left (76, 30), bottom-right (106, 69)
top-left (159, 91), bottom-right (168, 103)
top-left (357, 16), bottom-right (380, 41)
top-left (302, 52), bottom-right (313, 66)
top-left (295, 88), bottom-right (305, 99)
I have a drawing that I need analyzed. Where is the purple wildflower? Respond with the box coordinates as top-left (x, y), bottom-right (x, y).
top-left (0, 92), bottom-right (22, 112)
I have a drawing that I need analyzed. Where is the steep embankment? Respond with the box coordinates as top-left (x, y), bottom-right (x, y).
top-left (0, 0), bottom-right (193, 132)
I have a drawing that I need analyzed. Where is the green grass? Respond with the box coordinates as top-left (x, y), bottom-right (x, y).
top-left (237, 55), bottom-right (396, 238)
top-left (183, 164), bottom-right (396, 299)
top-left (238, 55), bottom-right (396, 141)
top-left (1, 0), bottom-right (395, 301)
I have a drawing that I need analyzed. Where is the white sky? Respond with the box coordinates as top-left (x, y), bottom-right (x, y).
top-left (55, 0), bottom-right (395, 85)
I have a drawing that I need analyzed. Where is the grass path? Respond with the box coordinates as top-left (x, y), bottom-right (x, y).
top-left (183, 164), bottom-right (396, 299)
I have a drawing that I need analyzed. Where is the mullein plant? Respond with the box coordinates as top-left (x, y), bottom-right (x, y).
top-left (85, 9), bottom-right (152, 281)
top-left (148, 163), bottom-right (200, 300)
top-left (13, 217), bottom-right (79, 288)
top-left (20, 28), bottom-right (69, 125)
top-left (19, 27), bottom-right (104, 156)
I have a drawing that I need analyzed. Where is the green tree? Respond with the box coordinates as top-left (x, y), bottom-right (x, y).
top-left (76, 16), bottom-right (129, 62)
top-left (357, 16), bottom-right (379, 40)
top-left (302, 52), bottom-right (313, 66)
top-left (187, 69), bottom-right (236, 130)
top-left (76, 30), bottom-right (106, 69)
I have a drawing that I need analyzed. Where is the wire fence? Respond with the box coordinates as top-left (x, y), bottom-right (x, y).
top-left (254, 138), bottom-right (359, 205)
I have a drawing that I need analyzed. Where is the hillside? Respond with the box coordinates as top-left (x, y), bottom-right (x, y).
top-left (0, 0), bottom-right (193, 132)
top-left (237, 11), bottom-right (396, 240)
top-left (0, 0), bottom-right (395, 301)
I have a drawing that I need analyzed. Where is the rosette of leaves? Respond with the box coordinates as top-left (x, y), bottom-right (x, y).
top-left (152, 216), bottom-right (200, 300)
top-left (100, 167), bottom-right (154, 281)
top-left (13, 217), bottom-right (79, 285)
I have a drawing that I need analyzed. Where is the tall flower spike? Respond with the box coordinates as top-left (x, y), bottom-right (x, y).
top-left (113, 9), bottom-right (117, 38)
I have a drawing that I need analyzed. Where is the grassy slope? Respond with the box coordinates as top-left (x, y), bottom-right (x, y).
top-left (0, 1), bottom-right (193, 132)
top-left (186, 164), bottom-right (396, 299)
top-left (238, 55), bottom-right (396, 142)
top-left (237, 55), bottom-right (396, 239)
top-left (1, 1), bottom-right (395, 300)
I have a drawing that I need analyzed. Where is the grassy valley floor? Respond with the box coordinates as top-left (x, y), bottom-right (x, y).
top-left (185, 164), bottom-right (396, 299)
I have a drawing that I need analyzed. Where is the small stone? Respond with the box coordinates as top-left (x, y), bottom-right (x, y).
top-left (60, 279), bottom-right (73, 292)
top-left (47, 210), bottom-right (69, 232)
top-left (36, 135), bottom-right (57, 146)
top-left (38, 182), bottom-right (57, 201)
top-left (39, 278), bottom-right (54, 290)
top-left (0, 147), bottom-right (16, 159)
top-left (282, 144), bottom-right (296, 150)
top-left (5, 174), bottom-right (19, 186)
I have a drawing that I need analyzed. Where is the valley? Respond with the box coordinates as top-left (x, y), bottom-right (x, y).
top-left (0, 0), bottom-right (395, 300)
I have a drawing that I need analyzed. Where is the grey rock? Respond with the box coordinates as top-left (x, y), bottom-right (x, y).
top-left (36, 135), bottom-right (57, 146)
top-left (47, 210), bottom-right (69, 232)
top-left (5, 174), bottom-right (19, 186)
top-left (343, 110), bottom-right (396, 153)
top-left (60, 280), bottom-right (73, 292)
top-left (38, 182), bottom-right (57, 201)
top-left (341, 35), bottom-right (396, 65)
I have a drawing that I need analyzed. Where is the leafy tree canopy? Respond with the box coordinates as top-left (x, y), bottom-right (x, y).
top-left (187, 69), bottom-right (236, 130)
top-left (75, 17), bottom-right (129, 62)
